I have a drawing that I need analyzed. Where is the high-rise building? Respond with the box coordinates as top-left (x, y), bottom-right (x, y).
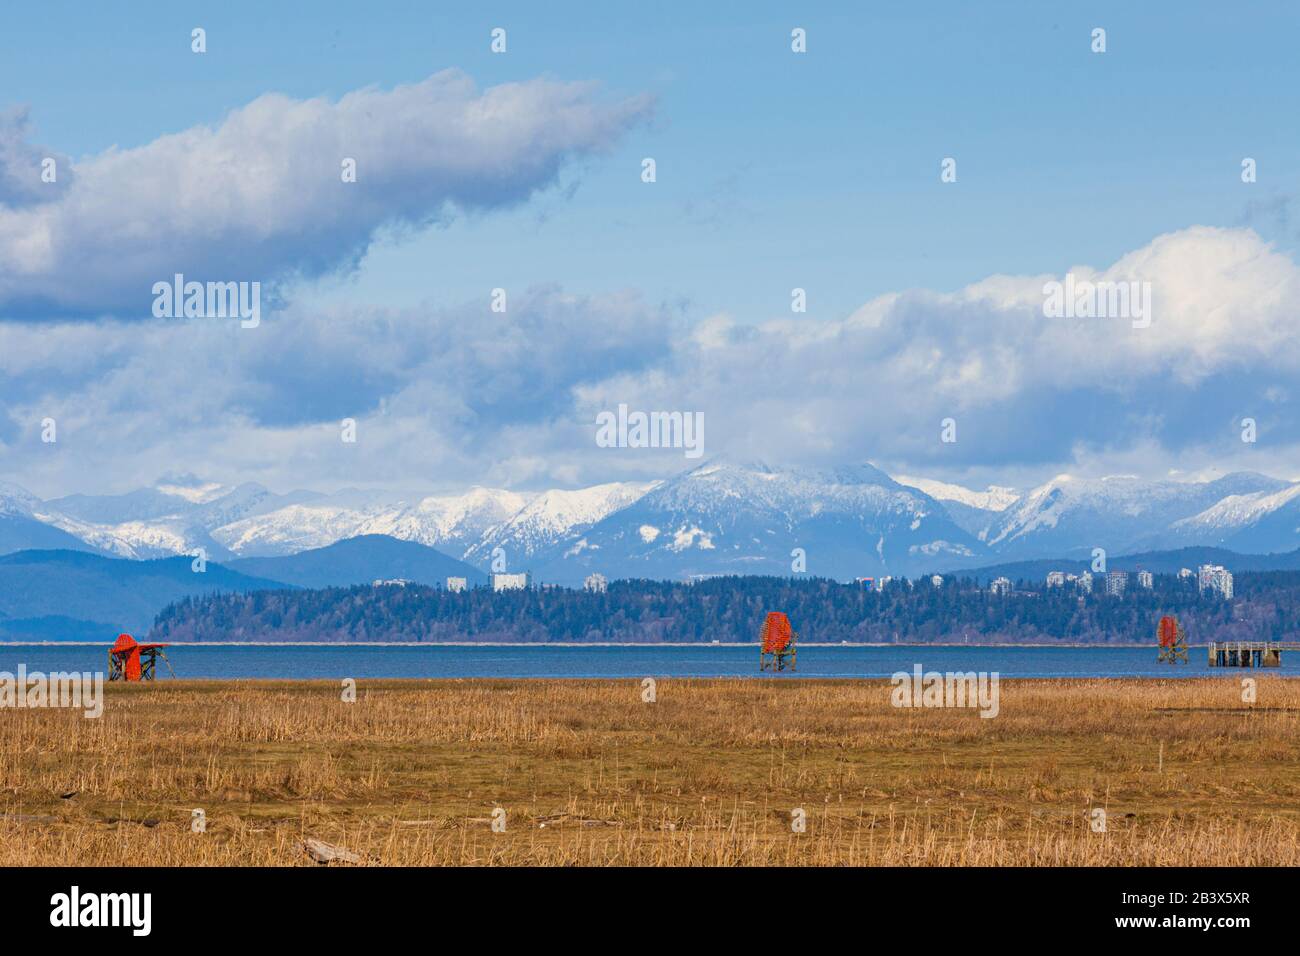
top-left (1046, 571), bottom-right (1066, 588)
top-left (1077, 571), bottom-right (1093, 594)
top-left (1197, 564), bottom-right (1234, 599)
top-left (583, 572), bottom-right (608, 593)
top-left (1105, 571), bottom-right (1128, 597)
top-left (446, 577), bottom-right (467, 593)
top-left (931, 574), bottom-right (944, 588)
top-left (1197, 564), bottom-right (1215, 591)
top-left (990, 576), bottom-right (1012, 596)
top-left (1217, 569), bottom-right (1233, 599)
top-left (491, 572), bottom-right (531, 592)
top-left (1136, 570), bottom-right (1153, 590)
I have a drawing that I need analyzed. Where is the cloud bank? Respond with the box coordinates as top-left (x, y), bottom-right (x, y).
top-left (0, 71), bottom-right (653, 319)
top-left (4, 225), bottom-right (1300, 495)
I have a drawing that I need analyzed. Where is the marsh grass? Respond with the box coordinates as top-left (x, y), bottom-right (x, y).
top-left (2, 678), bottom-right (1298, 865)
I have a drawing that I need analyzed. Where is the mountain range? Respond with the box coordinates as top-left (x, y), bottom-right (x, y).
top-left (0, 549), bottom-right (285, 638)
top-left (5, 462), bottom-right (1300, 586)
top-left (0, 536), bottom-right (486, 640)
top-left (227, 535), bottom-right (485, 590)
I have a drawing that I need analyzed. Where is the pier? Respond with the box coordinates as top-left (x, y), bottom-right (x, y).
top-left (1206, 641), bottom-right (1299, 668)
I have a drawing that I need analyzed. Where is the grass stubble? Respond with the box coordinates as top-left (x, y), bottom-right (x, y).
top-left (1, 677), bottom-right (1298, 866)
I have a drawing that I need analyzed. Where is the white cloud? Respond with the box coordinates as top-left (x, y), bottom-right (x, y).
top-left (5, 225), bottom-right (1300, 496)
top-left (0, 107), bottom-right (73, 208)
top-left (572, 226), bottom-right (1300, 479)
top-left (0, 71), bottom-right (652, 318)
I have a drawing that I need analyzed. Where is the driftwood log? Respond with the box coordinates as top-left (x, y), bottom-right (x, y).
top-left (302, 838), bottom-right (362, 864)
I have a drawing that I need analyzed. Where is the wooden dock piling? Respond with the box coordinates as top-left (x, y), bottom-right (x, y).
top-left (1206, 641), bottom-right (1288, 667)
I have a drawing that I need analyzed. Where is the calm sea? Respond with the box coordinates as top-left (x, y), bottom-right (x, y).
top-left (0, 643), bottom-right (1286, 679)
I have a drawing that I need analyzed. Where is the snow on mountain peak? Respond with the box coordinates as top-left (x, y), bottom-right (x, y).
top-left (516, 458), bottom-right (988, 584)
top-left (8, 463), bottom-right (1300, 576)
top-left (0, 481), bottom-right (40, 516)
top-left (987, 471), bottom-right (1295, 554)
top-left (466, 481), bottom-right (658, 561)
top-left (896, 476), bottom-right (1019, 512)
top-left (153, 475), bottom-right (230, 504)
top-left (1173, 482), bottom-right (1300, 533)
top-left (209, 486), bottom-right (532, 558)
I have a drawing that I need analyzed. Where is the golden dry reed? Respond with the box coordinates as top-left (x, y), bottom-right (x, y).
top-left (2, 677), bottom-right (1298, 866)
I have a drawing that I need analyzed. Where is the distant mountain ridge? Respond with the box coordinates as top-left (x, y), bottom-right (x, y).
top-left (228, 534), bottom-right (487, 589)
top-left (6, 463), bottom-right (1300, 584)
top-left (984, 473), bottom-right (1290, 559)
top-left (0, 534), bottom-right (486, 640)
top-left (1, 482), bottom-right (108, 557)
top-left (11, 535), bottom-right (1300, 642)
top-left (528, 461), bottom-right (987, 584)
top-left (212, 486), bottom-right (533, 558)
top-left (0, 549), bottom-right (286, 638)
top-left (464, 481), bottom-right (659, 564)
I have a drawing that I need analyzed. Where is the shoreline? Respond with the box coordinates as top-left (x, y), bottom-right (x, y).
top-left (0, 640), bottom-right (1166, 648)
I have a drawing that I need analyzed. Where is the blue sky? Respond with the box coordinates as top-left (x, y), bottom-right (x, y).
top-left (4, 2), bottom-right (1300, 496)
top-left (8, 1), bottom-right (1298, 321)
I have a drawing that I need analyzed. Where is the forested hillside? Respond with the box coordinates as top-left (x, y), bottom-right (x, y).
top-left (149, 572), bottom-right (1300, 644)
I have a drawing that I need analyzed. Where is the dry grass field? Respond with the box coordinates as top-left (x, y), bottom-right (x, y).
top-left (2, 677), bottom-right (1299, 866)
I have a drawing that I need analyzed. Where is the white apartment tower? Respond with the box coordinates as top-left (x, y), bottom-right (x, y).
top-left (1197, 564), bottom-right (1234, 599)
top-left (491, 572), bottom-right (532, 592)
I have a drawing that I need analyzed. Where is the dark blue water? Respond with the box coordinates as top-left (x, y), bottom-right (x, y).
top-left (0, 643), bottom-right (1287, 679)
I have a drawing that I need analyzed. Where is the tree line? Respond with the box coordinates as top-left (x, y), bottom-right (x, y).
top-left (147, 571), bottom-right (1300, 644)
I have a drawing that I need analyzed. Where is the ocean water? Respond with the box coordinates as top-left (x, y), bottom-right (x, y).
top-left (0, 643), bottom-right (1288, 679)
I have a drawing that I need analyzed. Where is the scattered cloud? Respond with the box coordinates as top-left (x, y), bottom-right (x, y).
top-left (0, 107), bottom-right (74, 208)
top-left (5, 99), bottom-right (1300, 503)
top-left (609, 225), bottom-right (1300, 480)
top-left (0, 71), bottom-right (653, 320)
top-left (7, 225), bottom-right (1300, 494)
top-left (0, 286), bottom-right (678, 494)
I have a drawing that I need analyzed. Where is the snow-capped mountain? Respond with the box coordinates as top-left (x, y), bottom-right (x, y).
top-left (896, 477), bottom-right (1018, 512)
top-left (466, 481), bottom-right (659, 564)
top-left (1165, 482), bottom-right (1300, 553)
top-left (212, 487), bottom-right (534, 558)
top-left (529, 461), bottom-right (988, 584)
top-left (48, 478), bottom-right (231, 525)
top-left (38, 479), bottom-right (320, 560)
top-left (895, 476), bottom-right (1018, 541)
top-left (986, 472), bottom-right (1291, 559)
top-left (0, 481), bottom-right (104, 555)
top-left (0, 481), bottom-right (44, 517)
top-left (7, 464), bottom-right (1300, 579)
